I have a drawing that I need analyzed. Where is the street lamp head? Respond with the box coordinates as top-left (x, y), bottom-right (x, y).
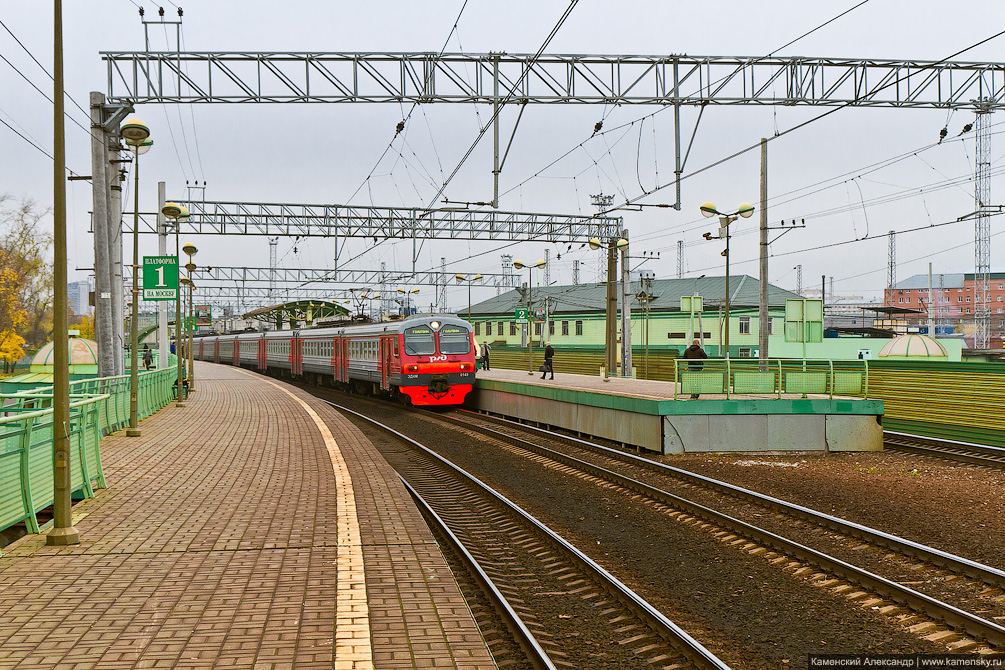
top-left (134, 138), bottom-right (153, 155)
top-left (410, 288), bottom-right (419, 294)
top-left (697, 274), bottom-right (706, 280)
top-left (720, 249), bottom-right (728, 257)
top-left (455, 274), bottom-right (466, 283)
top-left (702, 232), bottom-right (712, 240)
top-left (588, 238), bottom-right (602, 250)
top-left (534, 259), bottom-right (546, 269)
top-left (182, 242), bottom-right (198, 257)
top-left (699, 202), bottom-right (718, 218)
top-left (473, 273), bottom-right (483, 282)
top-left (180, 277), bottom-right (192, 286)
top-left (185, 261), bottom-right (196, 272)
top-left (513, 259), bottom-right (525, 270)
top-left (120, 118), bottom-right (150, 144)
top-left (737, 202), bottom-right (755, 218)
top-left (397, 287), bottom-right (405, 294)
top-left (616, 238), bottom-right (629, 249)
top-left (162, 202), bottom-right (183, 219)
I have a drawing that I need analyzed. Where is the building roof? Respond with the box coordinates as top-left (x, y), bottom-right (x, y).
top-left (467, 275), bottom-right (801, 316)
top-left (891, 273), bottom-right (965, 289)
top-left (878, 333), bottom-right (948, 358)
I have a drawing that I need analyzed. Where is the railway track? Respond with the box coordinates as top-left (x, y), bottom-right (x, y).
top-left (324, 399), bottom-right (733, 670)
top-left (884, 431), bottom-right (1005, 469)
top-left (415, 408), bottom-right (1005, 650)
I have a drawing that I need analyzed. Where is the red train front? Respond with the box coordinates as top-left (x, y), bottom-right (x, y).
top-left (394, 315), bottom-right (476, 405)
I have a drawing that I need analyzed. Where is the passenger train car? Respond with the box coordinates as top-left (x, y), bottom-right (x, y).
top-left (193, 313), bottom-right (477, 406)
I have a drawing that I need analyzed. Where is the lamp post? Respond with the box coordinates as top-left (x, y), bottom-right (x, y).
top-left (162, 202), bottom-right (189, 405)
top-left (513, 259), bottom-right (546, 375)
top-left (454, 273), bottom-right (483, 321)
top-left (182, 242), bottom-right (197, 392)
top-left (700, 202), bottom-right (754, 358)
top-left (121, 118), bottom-right (152, 438)
top-left (396, 287), bottom-right (419, 315)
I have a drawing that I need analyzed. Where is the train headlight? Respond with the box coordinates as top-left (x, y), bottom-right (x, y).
top-left (459, 363), bottom-right (472, 371)
top-left (406, 364), bottom-right (420, 372)
top-left (429, 321), bottom-right (440, 330)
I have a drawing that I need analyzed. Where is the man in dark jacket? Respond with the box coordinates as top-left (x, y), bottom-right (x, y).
top-left (682, 339), bottom-right (707, 399)
top-left (541, 341), bottom-right (555, 379)
top-left (481, 341), bottom-right (491, 371)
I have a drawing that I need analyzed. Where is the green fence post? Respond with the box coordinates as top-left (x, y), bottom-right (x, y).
top-left (18, 417), bottom-right (39, 533)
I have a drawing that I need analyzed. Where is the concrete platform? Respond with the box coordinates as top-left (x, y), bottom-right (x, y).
top-left (470, 368), bottom-right (884, 454)
top-left (0, 363), bottom-right (496, 670)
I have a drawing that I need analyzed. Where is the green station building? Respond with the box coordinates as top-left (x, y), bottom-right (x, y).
top-left (465, 275), bottom-right (800, 359)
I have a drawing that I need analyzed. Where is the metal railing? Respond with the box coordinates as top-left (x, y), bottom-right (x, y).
top-left (0, 363), bottom-right (179, 547)
top-left (671, 358), bottom-right (868, 400)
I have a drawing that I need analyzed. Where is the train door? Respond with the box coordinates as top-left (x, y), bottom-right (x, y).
top-left (233, 339), bottom-right (241, 366)
top-left (341, 337), bottom-right (350, 382)
top-left (198, 339), bottom-right (205, 359)
top-left (290, 336), bottom-right (303, 376)
top-left (213, 340), bottom-right (220, 363)
top-left (257, 337), bottom-right (267, 370)
top-left (380, 336), bottom-right (392, 390)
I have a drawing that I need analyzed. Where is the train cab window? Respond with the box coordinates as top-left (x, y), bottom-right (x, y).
top-left (438, 325), bottom-right (471, 354)
top-left (404, 325), bottom-right (436, 355)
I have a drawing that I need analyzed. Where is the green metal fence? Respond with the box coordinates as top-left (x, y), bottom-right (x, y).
top-left (671, 358), bottom-right (868, 400)
top-left (0, 363), bottom-right (178, 547)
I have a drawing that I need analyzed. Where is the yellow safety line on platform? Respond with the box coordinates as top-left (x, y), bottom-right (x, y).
top-left (252, 373), bottom-right (374, 669)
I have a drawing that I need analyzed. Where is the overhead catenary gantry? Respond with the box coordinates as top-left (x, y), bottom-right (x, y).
top-left (103, 52), bottom-right (1005, 109)
top-left (191, 266), bottom-right (515, 288)
top-left (125, 199), bottom-right (624, 241)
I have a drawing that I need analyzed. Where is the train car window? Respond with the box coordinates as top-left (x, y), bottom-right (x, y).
top-left (404, 326), bottom-right (436, 355)
top-left (438, 325), bottom-right (471, 354)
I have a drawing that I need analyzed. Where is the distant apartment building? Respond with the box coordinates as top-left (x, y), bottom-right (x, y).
top-left (67, 279), bottom-right (93, 316)
top-left (883, 272), bottom-right (1005, 347)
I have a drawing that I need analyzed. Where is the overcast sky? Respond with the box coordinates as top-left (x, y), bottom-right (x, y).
top-left (3, 1), bottom-right (1005, 311)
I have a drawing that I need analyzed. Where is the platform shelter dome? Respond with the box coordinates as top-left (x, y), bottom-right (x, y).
top-left (877, 334), bottom-right (948, 360)
top-left (29, 333), bottom-right (100, 374)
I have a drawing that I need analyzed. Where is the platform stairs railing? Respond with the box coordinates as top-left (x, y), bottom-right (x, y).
top-left (0, 362), bottom-right (179, 549)
top-left (672, 358), bottom-right (868, 400)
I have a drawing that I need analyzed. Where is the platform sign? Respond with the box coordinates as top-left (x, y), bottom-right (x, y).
top-left (533, 306), bottom-right (546, 323)
top-left (142, 256), bottom-right (178, 301)
top-left (195, 305), bottom-right (212, 326)
top-left (785, 298), bottom-right (823, 343)
top-left (515, 307), bottom-right (529, 323)
top-left (680, 295), bottom-right (703, 313)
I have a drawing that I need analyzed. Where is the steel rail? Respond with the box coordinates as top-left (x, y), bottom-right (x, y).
top-left (884, 431), bottom-right (1005, 470)
top-left (433, 410), bottom-right (1005, 646)
top-left (457, 411), bottom-right (1005, 589)
top-left (398, 476), bottom-right (557, 670)
top-left (324, 399), bottom-right (733, 670)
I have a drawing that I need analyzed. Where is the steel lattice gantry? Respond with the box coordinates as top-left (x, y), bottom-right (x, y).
top-left (126, 200), bottom-right (623, 241)
top-left (191, 266), bottom-right (515, 288)
top-left (103, 52), bottom-right (1005, 109)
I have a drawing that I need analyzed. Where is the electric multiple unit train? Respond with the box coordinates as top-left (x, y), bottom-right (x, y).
top-left (192, 313), bottom-right (477, 406)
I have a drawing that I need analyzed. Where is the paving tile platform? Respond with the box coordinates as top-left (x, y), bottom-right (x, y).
top-left (0, 363), bottom-right (496, 670)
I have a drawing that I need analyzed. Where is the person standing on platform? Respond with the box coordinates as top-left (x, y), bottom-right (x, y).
top-left (142, 344), bottom-right (153, 371)
top-left (541, 341), bottom-right (555, 379)
top-left (682, 339), bottom-right (707, 399)
top-left (481, 341), bottom-right (491, 371)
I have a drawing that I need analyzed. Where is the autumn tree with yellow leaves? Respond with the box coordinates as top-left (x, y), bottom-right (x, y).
top-left (0, 195), bottom-right (53, 371)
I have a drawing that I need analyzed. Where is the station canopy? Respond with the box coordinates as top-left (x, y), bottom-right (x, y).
top-left (243, 300), bottom-right (349, 330)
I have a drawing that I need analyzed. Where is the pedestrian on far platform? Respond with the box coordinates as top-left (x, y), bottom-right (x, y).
top-left (682, 339), bottom-right (707, 399)
top-left (541, 341), bottom-right (555, 380)
top-left (481, 341), bottom-right (491, 371)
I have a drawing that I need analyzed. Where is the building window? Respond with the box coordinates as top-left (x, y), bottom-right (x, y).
top-left (562, 320), bottom-right (569, 335)
top-left (998, 296), bottom-right (1002, 302)
top-left (510, 322), bottom-right (517, 335)
top-left (669, 332), bottom-right (686, 339)
top-left (738, 347), bottom-right (752, 357)
top-left (958, 296), bottom-right (963, 302)
top-left (575, 320), bottom-right (583, 336)
top-left (486, 322), bottom-right (492, 336)
top-left (474, 322), bottom-right (481, 336)
top-left (967, 296), bottom-right (971, 302)
top-left (768, 318), bottom-right (774, 335)
top-left (738, 316), bottom-right (751, 334)
top-left (534, 323), bottom-right (541, 336)
top-left (999, 307), bottom-right (1003, 314)
top-left (548, 321), bottom-right (555, 335)
top-left (497, 321), bottom-right (503, 334)
top-left (898, 298), bottom-right (903, 303)
top-left (967, 308), bottom-right (972, 314)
